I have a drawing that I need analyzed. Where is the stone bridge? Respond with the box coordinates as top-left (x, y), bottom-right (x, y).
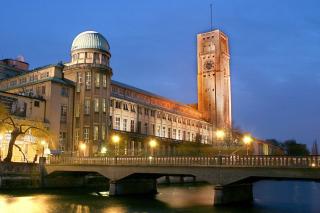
top-left (44, 155), bottom-right (320, 205)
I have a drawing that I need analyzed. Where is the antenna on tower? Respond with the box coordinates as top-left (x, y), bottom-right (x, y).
top-left (210, 3), bottom-right (213, 31)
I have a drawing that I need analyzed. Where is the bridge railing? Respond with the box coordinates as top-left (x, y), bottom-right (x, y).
top-left (47, 155), bottom-right (320, 168)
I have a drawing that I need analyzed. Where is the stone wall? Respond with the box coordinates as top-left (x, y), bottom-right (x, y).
top-left (0, 162), bottom-right (40, 189)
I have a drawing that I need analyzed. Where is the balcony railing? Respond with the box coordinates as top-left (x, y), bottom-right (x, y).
top-left (48, 155), bottom-right (320, 168)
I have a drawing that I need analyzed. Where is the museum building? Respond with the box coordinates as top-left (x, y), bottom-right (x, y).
top-left (0, 29), bottom-right (233, 157)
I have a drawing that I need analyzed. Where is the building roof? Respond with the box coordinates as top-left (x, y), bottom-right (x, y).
top-left (71, 31), bottom-right (110, 52)
top-left (0, 90), bottom-right (45, 101)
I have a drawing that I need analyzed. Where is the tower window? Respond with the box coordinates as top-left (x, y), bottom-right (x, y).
top-left (85, 72), bottom-right (91, 90)
top-left (95, 73), bottom-right (100, 87)
top-left (103, 75), bottom-right (107, 87)
top-left (94, 98), bottom-right (99, 112)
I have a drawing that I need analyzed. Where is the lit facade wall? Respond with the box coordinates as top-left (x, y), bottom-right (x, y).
top-left (0, 66), bottom-right (75, 151)
top-left (197, 30), bottom-right (232, 132)
top-left (110, 83), bottom-right (212, 144)
top-left (0, 91), bottom-right (46, 162)
top-left (64, 48), bottom-right (112, 156)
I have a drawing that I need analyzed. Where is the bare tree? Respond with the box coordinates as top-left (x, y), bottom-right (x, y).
top-left (0, 104), bottom-right (50, 162)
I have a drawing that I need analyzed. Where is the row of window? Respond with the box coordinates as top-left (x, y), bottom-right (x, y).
top-left (77, 72), bottom-right (107, 90)
top-left (75, 98), bottom-right (107, 116)
top-left (111, 99), bottom-right (209, 130)
top-left (7, 71), bottom-right (50, 88)
top-left (112, 117), bottom-right (209, 143)
top-left (72, 52), bottom-right (108, 64)
top-left (74, 126), bottom-right (106, 143)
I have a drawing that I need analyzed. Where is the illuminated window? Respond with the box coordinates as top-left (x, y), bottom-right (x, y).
top-left (123, 119), bottom-right (127, 131)
top-left (162, 127), bottom-right (166, 137)
top-left (103, 75), bottom-right (107, 87)
top-left (94, 126), bottom-right (99, 141)
top-left (85, 72), bottom-right (91, 90)
top-left (157, 126), bottom-right (161, 137)
top-left (60, 105), bottom-right (67, 123)
top-left (94, 98), bottom-right (99, 112)
top-left (84, 99), bottom-right (90, 115)
top-left (173, 129), bottom-right (176, 139)
top-left (83, 128), bottom-right (89, 142)
top-left (115, 117), bottom-right (120, 130)
top-left (102, 98), bottom-right (106, 113)
top-left (130, 120), bottom-right (135, 132)
top-left (95, 73), bottom-right (100, 87)
top-left (83, 128), bottom-right (89, 143)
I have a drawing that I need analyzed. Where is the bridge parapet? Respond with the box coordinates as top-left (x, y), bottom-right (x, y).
top-left (48, 155), bottom-right (320, 168)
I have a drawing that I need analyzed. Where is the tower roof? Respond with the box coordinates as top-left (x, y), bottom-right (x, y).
top-left (71, 31), bottom-right (110, 52)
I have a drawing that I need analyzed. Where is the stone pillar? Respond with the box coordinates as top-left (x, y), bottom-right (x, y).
top-left (165, 176), bottom-right (170, 184)
top-left (213, 184), bottom-right (253, 206)
top-left (109, 178), bottom-right (157, 196)
top-left (180, 176), bottom-right (184, 183)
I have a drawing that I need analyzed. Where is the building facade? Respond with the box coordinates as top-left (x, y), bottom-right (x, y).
top-left (0, 29), bottom-right (233, 157)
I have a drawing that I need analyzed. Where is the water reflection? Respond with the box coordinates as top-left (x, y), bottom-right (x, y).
top-left (0, 181), bottom-right (319, 213)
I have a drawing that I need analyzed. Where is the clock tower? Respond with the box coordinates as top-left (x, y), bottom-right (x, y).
top-left (197, 30), bottom-right (232, 130)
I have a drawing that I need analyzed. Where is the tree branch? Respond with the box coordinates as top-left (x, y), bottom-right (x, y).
top-left (0, 116), bottom-right (16, 128)
top-left (21, 126), bottom-right (47, 135)
top-left (13, 144), bottom-right (28, 163)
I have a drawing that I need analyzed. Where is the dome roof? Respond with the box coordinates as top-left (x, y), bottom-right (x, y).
top-left (71, 31), bottom-right (110, 52)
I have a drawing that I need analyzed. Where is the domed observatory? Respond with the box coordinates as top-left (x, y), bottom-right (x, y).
top-left (64, 31), bottom-right (112, 156)
top-left (70, 31), bottom-right (110, 65)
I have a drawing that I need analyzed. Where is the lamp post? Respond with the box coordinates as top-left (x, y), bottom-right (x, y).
top-left (101, 147), bottom-right (107, 155)
top-left (79, 143), bottom-right (86, 157)
top-left (149, 139), bottom-right (157, 156)
top-left (242, 134), bottom-right (253, 155)
top-left (215, 129), bottom-right (225, 155)
top-left (215, 129), bottom-right (226, 141)
top-left (111, 134), bottom-right (120, 156)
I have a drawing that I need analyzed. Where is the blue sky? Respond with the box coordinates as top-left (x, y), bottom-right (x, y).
top-left (1, 0), bottom-right (320, 147)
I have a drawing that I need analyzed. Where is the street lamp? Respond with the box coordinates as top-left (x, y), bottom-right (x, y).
top-left (149, 139), bottom-right (157, 156)
top-left (111, 134), bottom-right (120, 155)
top-left (215, 129), bottom-right (226, 140)
top-left (242, 134), bottom-right (253, 155)
top-left (79, 143), bottom-right (86, 157)
top-left (101, 147), bottom-right (107, 154)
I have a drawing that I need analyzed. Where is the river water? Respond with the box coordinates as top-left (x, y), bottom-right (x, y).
top-left (0, 181), bottom-right (319, 213)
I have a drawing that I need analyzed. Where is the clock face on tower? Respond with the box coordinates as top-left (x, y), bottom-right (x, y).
top-left (204, 60), bottom-right (214, 71)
